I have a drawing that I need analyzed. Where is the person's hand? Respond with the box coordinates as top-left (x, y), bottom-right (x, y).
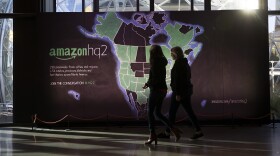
top-left (176, 95), bottom-right (181, 101)
top-left (143, 84), bottom-right (148, 89)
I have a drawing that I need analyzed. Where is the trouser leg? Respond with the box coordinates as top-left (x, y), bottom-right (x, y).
top-left (154, 91), bottom-right (173, 129)
top-left (166, 92), bottom-right (180, 133)
top-left (147, 91), bottom-right (157, 133)
top-left (181, 96), bottom-right (201, 131)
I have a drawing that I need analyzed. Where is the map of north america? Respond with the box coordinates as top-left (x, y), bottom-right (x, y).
top-left (79, 12), bottom-right (204, 117)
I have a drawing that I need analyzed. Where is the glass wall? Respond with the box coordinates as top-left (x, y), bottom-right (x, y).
top-left (56, 0), bottom-right (83, 12)
top-left (153, 0), bottom-right (191, 11)
top-left (194, 0), bottom-right (204, 10)
top-left (269, 0), bottom-right (280, 119)
top-left (139, 0), bottom-right (149, 11)
top-left (1, 0), bottom-right (12, 13)
top-left (47, 0), bottom-right (270, 12)
top-left (99, 0), bottom-right (137, 12)
top-left (50, 0), bottom-right (205, 12)
top-left (85, 0), bottom-right (93, 12)
top-left (211, 0), bottom-right (259, 10)
top-left (98, 0), bottom-right (193, 12)
top-left (268, 0), bottom-right (280, 11)
top-left (0, 0), bottom-right (13, 124)
top-left (139, 0), bottom-right (204, 11)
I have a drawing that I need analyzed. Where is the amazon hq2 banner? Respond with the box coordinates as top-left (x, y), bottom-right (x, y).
top-left (36, 11), bottom-right (269, 123)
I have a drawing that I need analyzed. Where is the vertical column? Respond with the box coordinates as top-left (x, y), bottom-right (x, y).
top-left (94, 0), bottom-right (99, 12)
top-left (150, 0), bottom-right (154, 11)
top-left (136, 0), bottom-right (139, 12)
top-left (205, 0), bottom-right (211, 11)
top-left (82, 0), bottom-right (85, 12)
top-left (53, 0), bottom-right (56, 12)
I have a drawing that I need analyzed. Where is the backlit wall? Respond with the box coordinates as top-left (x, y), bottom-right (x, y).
top-left (36, 11), bottom-right (269, 122)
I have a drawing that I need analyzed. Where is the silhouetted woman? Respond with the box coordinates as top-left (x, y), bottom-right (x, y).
top-left (168, 46), bottom-right (203, 139)
top-left (143, 45), bottom-right (181, 145)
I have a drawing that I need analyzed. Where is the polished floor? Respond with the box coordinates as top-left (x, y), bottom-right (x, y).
top-left (0, 124), bottom-right (279, 156)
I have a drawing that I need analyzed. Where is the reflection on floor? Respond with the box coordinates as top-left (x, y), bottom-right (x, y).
top-left (0, 124), bottom-right (279, 156)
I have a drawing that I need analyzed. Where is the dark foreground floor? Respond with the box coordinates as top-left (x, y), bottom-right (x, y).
top-left (0, 124), bottom-right (279, 156)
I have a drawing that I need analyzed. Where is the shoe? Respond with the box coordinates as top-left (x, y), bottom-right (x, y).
top-left (145, 133), bottom-right (157, 145)
top-left (171, 127), bottom-right (181, 142)
top-left (157, 131), bottom-right (170, 139)
top-left (190, 131), bottom-right (204, 140)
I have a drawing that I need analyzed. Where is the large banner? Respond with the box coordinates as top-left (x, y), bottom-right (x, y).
top-left (37, 11), bottom-right (269, 122)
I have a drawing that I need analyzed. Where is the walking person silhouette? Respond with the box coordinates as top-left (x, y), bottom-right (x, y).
top-left (143, 45), bottom-right (181, 145)
top-left (158, 46), bottom-right (204, 140)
